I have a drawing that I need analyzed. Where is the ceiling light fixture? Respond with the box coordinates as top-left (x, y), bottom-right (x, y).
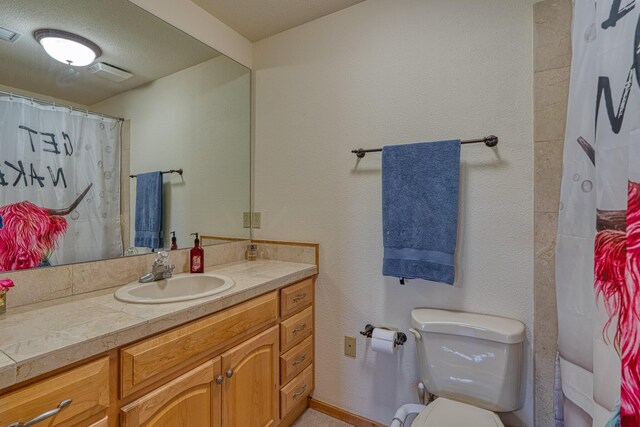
top-left (34, 29), bottom-right (101, 67)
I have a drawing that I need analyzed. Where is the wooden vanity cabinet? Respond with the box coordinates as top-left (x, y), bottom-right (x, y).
top-left (120, 358), bottom-right (221, 427)
top-left (221, 326), bottom-right (279, 427)
top-left (0, 357), bottom-right (110, 427)
top-left (278, 279), bottom-right (315, 423)
top-left (121, 326), bottom-right (280, 427)
top-left (0, 275), bottom-right (315, 427)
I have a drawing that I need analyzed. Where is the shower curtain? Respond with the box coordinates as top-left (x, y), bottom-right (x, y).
top-left (0, 96), bottom-right (122, 269)
top-left (556, 1), bottom-right (640, 426)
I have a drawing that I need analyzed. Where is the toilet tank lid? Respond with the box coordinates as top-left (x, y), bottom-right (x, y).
top-left (411, 309), bottom-right (525, 344)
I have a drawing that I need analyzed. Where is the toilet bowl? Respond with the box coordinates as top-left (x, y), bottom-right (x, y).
top-left (390, 308), bottom-right (525, 426)
top-left (391, 398), bottom-right (504, 427)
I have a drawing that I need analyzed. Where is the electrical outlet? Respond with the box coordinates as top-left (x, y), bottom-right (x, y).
top-left (243, 212), bottom-right (251, 228)
top-left (345, 336), bottom-right (356, 358)
top-left (251, 212), bottom-right (261, 229)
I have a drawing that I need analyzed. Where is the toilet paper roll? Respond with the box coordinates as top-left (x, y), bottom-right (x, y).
top-left (371, 328), bottom-right (398, 354)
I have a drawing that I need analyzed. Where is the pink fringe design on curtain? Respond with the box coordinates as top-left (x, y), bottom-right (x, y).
top-left (0, 201), bottom-right (67, 271)
top-left (595, 180), bottom-right (640, 426)
top-left (622, 181), bottom-right (640, 425)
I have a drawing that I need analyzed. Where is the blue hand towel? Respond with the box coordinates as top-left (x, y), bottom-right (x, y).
top-left (382, 140), bottom-right (461, 285)
top-left (134, 172), bottom-right (163, 249)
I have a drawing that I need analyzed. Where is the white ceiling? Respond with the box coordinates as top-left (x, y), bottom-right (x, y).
top-left (192, 0), bottom-right (365, 42)
top-left (0, 0), bottom-right (221, 105)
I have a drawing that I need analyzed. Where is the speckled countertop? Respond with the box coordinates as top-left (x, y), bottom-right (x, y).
top-left (0, 259), bottom-right (317, 390)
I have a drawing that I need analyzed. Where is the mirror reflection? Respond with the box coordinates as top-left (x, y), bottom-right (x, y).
top-left (0, 0), bottom-right (251, 272)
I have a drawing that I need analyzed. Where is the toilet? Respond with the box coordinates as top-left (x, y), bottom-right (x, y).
top-left (391, 308), bottom-right (525, 427)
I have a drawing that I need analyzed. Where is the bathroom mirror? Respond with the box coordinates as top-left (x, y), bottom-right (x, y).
top-left (0, 0), bottom-right (250, 272)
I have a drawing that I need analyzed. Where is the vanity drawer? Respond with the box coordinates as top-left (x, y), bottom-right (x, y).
top-left (0, 357), bottom-right (109, 427)
top-left (280, 364), bottom-right (313, 419)
top-left (120, 291), bottom-right (278, 397)
top-left (280, 335), bottom-right (313, 385)
top-left (280, 277), bottom-right (313, 318)
top-left (280, 306), bottom-right (313, 352)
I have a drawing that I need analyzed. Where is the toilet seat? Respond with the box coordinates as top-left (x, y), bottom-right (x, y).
top-left (411, 397), bottom-right (504, 427)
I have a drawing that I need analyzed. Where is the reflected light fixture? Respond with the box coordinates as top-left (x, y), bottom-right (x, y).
top-left (34, 29), bottom-right (101, 67)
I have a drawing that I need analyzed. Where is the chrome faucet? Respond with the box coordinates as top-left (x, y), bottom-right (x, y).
top-left (139, 251), bottom-right (175, 283)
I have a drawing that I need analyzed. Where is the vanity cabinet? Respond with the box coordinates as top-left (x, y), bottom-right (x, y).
top-left (0, 275), bottom-right (315, 427)
top-left (278, 277), bottom-right (314, 422)
top-left (221, 326), bottom-right (279, 427)
top-left (122, 326), bottom-right (279, 427)
top-left (0, 356), bottom-right (110, 427)
top-left (121, 358), bottom-right (221, 427)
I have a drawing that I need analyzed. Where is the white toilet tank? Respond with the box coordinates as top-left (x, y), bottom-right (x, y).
top-left (411, 308), bottom-right (525, 412)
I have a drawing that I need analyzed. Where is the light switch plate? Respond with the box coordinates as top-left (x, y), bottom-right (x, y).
top-left (243, 212), bottom-right (250, 228)
top-left (251, 212), bottom-right (261, 229)
top-left (345, 336), bottom-right (356, 358)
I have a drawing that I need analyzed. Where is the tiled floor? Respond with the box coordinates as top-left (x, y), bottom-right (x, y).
top-left (292, 409), bottom-right (355, 426)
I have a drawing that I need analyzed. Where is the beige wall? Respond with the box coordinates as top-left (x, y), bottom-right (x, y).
top-left (253, 0), bottom-right (534, 425)
top-left (93, 55), bottom-right (251, 248)
top-left (533, 0), bottom-right (572, 426)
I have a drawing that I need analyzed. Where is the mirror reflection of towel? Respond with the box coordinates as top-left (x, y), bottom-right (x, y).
top-left (134, 172), bottom-right (163, 249)
top-left (382, 140), bottom-right (461, 285)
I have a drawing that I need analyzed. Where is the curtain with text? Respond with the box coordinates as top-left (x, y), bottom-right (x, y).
top-left (0, 96), bottom-right (122, 271)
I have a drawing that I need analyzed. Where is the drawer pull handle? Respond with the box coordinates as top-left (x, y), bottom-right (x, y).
top-left (226, 369), bottom-right (234, 379)
top-left (7, 399), bottom-right (72, 427)
top-left (292, 293), bottom-right (307, 302)
top-left (216, 375), bottom-right (224, 384)
top-left (291, 355), bottom-right (306, 366)
top-left (292, 324), bottom-right (307, 334)
top-left (292, 384), bottom-right (307, 398)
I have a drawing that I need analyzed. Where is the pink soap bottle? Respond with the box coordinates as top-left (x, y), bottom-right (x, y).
top-left (190, 233), bottom-right (204, 273)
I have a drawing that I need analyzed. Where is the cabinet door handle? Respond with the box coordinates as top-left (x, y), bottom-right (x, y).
top-left (292, 293), bottom-right (307, 302)
top-left (226, 369), bottom-right (234, 378)
top-left (216, 375), bottom-right (224, 384)
top-left (292, 384), bottom-right (307, 399)
top-left (291, 355), bottom-right (306, 366)
top-left (7, 399), bottom-right (72, 427)
top-left (292, 324), bottom-right (306, 334)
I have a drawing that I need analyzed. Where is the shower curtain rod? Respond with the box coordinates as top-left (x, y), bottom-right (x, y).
top-left (351, 135), bottom-right (498, 158)
top-left (0, 90), bottom-right (125, 122)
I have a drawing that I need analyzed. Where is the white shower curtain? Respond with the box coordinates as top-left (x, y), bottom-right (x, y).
top-left (0, 96), bottom-right (122, 269)
top-left (556, 1), bottom-right (640, 426)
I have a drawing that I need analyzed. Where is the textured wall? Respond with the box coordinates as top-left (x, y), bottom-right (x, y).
top-left (253, 0), bottom-right (534, 425)
top-left (93, 56), bottom-right (251, 246)
top-left (533, 1), bottom-right (572, 426)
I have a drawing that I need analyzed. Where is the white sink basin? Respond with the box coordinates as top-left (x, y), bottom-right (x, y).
top-left (115, 273), bottom-right (235, 304)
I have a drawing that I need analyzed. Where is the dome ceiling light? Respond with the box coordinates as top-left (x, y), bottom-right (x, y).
top-left (34, 29), bottom-right (101, 67)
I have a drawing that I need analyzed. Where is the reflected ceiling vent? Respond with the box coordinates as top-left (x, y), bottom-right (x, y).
top-left (88, 62), bottom-right (133, 82)
top-left (0, 26), bottom-right (21, 43)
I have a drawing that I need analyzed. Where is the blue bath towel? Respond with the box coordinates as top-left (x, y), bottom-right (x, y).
top-left (382, 140), bottom-right (461, 285)
top-left (134, 172), bottom-right (163, 249)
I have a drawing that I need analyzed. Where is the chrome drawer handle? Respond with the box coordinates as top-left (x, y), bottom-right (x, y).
top-left (7, 399), bottom-right (72, 427)
top-left (216, 375), bottom-right (224, 384)
top-left (226, 369), bottom-right (234, 378)
top-left (292, 293), bottom-right (307, 302)
top-left (292, 324), bottom-right (306, 334)
top-left (292, 384), bottom-right (307, 398)
top-left (291, 355), bottom-right (306, 366)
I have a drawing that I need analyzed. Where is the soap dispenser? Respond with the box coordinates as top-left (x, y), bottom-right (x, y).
top-left (190, 233), bottom-right (204, 273)
top-left (170, 231), bottom-right (178, 250)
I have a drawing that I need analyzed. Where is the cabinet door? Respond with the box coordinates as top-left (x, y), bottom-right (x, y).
top-left (221, 326), bottom-right (279, 427)
top-left (120, 358), bottom-right (222, 427)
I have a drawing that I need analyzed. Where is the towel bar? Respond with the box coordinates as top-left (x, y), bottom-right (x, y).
top-left (130, 169), bottom-right (183, 178)
top-left (351, 135), bottom-right (498, 158)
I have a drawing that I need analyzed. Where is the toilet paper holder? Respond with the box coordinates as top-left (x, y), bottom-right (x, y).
top-left (360, 324), bottom-right (407, 346)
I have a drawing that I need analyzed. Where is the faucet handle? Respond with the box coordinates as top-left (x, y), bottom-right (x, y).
top-left (154, 251), bottom-right (169, 265)
top-left (165, 264), bottom-right (175, 278)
